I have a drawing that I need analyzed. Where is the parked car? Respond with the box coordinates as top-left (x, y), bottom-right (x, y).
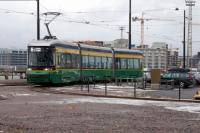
top-left (161, 68), bottom-right (195, 88)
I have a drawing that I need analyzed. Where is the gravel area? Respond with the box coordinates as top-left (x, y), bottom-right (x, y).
top-left (0, 81), bottom-right (200, 132)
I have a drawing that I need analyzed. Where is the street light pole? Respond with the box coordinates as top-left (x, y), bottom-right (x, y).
top-left (175, 8), bottom-right (186, 69)
top-left (128, 0), bottom-right (131, 49)
top-left (183, 10), bottom-right (186, 68)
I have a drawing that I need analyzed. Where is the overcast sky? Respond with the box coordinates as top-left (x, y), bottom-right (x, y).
top-left (0, 0), bottom-right (199, 55)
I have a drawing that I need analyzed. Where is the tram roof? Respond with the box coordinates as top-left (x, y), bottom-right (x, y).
top-left (28, 39), bottom-right (78, 47)
top-left (28, 39), bottom-right (143, 55)
top-left (113, 48), bottom-right (143, 55)
top-left (79, 43), bottom-right (112, 52)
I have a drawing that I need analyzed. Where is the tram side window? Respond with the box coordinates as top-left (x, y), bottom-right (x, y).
top-left (72, 54), bottom-right (80, 69)
top-left (121, 58), bottom-right (127, 69)
top-left (57, 53), bottom-right (61, 67)
top-left (95, 56), bottom-right (101, 69)
top-left (102, 57), bottom-right (107, 69)
top-left (128, 59), bottom-right (134, 69)
top-left (107, 57), bottom-right (112, 69)
top-left (66, 54), bottom-right (72, 68)
top-left (60, 53), bottom-right (72, 68)
top-left (82, 56), bottom-right (88, 69)
top-left (88, 56), bottom-right (95, 69)
top-left (134, 59), bottom-right (139, 69)
top-left (139, 59), bottom-right (142, 68)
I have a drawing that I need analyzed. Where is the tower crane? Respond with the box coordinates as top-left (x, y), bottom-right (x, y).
top-left (132, 12), bottom-right (175, 48)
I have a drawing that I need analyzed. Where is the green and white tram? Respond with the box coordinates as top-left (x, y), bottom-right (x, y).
top-left (26, 39), bottom-right (144, 84)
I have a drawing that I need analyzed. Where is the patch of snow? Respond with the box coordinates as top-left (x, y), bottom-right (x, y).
top-left (0, 95), bottom-right (7, 99)
top-left (62, 97), bottom-right (200, 114)
top-left (32, 101), bottom-right (64, 105)
top-left (166, 105), bottom-right (200, 114)
top-left (94, 85), bottom-right (156, 92)
top-left (14, 93), bottom-right (35, 96)
top-left (27, 96), bottom-right (200, 114)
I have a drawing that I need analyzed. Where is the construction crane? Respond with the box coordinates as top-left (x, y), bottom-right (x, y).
top-left (132, 12), bottom-right (175, 48)
top-left (185, 0), bottom-right (196, 66)
top-left (119, 26), bottom-right (125, 39)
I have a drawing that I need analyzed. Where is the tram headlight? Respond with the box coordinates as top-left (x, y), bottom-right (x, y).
top-left (27, 68), bottom-right (32, 71)
top-left (44, 68), bottom-right (52, 71)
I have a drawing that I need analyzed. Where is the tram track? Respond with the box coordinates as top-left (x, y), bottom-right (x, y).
top-left (29, 85), bottom-right (200, 103)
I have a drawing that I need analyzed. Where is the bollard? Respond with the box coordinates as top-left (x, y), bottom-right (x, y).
top-left (20, 73), bottom-right (23, 79)
top-left (134, 80), bottom-right (136, 98)
top-left (179, 83), bottom-right (181, 100)
top-left (80, 78), bottom-right (83, 91)
top-left (142, 78), bottom-right (144, 89)
top-left (87, 77), bottom-right (90, 93)
top-left (93, 76), bottom-right (95, 88)
top-left (131, 78), bottom-right (134, 86)
top-left (12, 71), bottom-right (13, 79)
top-left (144, 77), bottom-right (147, 89)
top-left (120, 78), bottom-right (122, 86)
top-left (179, 81), bottom-right (183, 100)
top-left (105, 79), bottom-right (107, 96)
top-left (5, 74), bottom-right (8, 80)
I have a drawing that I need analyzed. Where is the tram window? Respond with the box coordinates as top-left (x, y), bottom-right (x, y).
top-left (128, 59), bottom-right (134, 69)
top-left (57, 53), bottom-right (61, 67)
top-left (121, 59), bottom-right (127, 69)
top-left (102, 57), bottom-right (107, 69)
top-left (61, 54), bottom-right (65, 68)
top-left (107, 57), bottom-right (112, 69)
top-left (134, 59), bottom-right (139, 69)
top-left (66, 54), bottom-right (72, 68)
top-left (139, 59), bottom-right (142, 68)
top-left (95, 56), bottom-right (101, 69)
top-left (82, 56), bottom-right (88, 69)
top-left (88, 56), bottom-right (95, 69)
top-left (72, 54), bottom-right (80, 69)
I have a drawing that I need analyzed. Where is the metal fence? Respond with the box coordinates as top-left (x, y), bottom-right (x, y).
top-left (78, 76), bottom-right (198, 101)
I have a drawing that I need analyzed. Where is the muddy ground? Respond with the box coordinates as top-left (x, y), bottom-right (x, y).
top-left (0, 82), bottom-right (200, 133)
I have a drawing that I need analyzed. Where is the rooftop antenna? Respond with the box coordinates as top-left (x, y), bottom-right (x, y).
top-left (42, 12), bottom-right (61, 40)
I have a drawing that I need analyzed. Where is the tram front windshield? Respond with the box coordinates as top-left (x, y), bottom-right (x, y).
top-left (28, 46), bottom-right (54, 67)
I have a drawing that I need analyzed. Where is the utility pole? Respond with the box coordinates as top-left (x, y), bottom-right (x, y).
top-left (183, 10), bottom-right (186, 68)
top-left (119, 26), bottom-right (125, 39)
top-left (128, 0), bottom-right (131, 49)
top-left (37, 0), bottom-right (40, 40)
top-left (185, 0), bottom-right (196, 67)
